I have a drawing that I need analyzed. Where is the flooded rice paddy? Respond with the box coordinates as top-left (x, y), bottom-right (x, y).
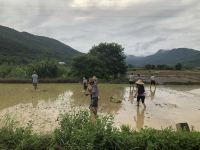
top-left (0, 83), bottom-right (200, 132)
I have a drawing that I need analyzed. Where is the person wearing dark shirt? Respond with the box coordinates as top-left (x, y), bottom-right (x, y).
top-left (91, 80), bottom-right (99, 116)
top-left (135, 80), bottom-right (146, 108)
top-left (86, 78), bottom-right (99, 117)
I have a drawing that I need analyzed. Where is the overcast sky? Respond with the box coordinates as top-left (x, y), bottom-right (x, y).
top-left (0, 0), bottom-right (200, 56)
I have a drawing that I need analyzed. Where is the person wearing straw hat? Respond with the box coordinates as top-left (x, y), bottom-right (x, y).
top-left (135, 80), bottom-right (146, 108)
top-left (92, 75), bottom-right (98, 85)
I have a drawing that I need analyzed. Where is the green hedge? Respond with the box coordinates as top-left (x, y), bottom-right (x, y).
top-left (0, 111), bottom-right (199, 150)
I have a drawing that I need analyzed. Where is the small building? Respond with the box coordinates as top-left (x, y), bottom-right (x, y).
top-left (58, 62), bottom-right (66, 65)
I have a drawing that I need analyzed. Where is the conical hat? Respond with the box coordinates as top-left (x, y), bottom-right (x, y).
top-left (92, 76), bottom-right (97, 80)
top-left (136, 79), bottom-right (144, 85)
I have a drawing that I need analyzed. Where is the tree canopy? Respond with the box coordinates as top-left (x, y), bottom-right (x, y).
top-left (175, 63), bottom-right (183, 70)
top-left (71, 43), bottom-right (127, 80)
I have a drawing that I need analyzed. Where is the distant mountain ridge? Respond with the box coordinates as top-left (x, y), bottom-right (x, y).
top-left (1, 25), bottom-right (200, 67)
top-left (126, 48), bottom-right (200, 67)
top-left (0, 25), bottom-right (81, 64)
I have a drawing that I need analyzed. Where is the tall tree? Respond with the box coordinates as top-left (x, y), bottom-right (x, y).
top-left (71, 55), bottom-right (103, 78)
top-left (71, 43), bottom-right (127, 79)
top-left (89, 42), bottom-right (127, 79)
top-left (175, 63), bottom-right (183, 70)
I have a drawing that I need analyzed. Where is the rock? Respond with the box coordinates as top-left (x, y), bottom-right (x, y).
top-left (155, 103), bottom-right (163, 107)
top-left (176, 122), bottom-right (190, 131)
top-left (110, 96), bottom-right (122, 103)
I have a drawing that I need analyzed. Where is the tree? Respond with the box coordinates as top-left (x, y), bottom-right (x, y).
top-left (145, 64), bottom-right (153, 70)
top-left (71, 42), bottom-right (127, 80)
top-left (128, 64), bottom-right (135, 68)
top-left (89, 42), bottom-right (127, 79)
top-left (28, 59), bottom-right (59, 78)
top-left (71, 55), bottom-right (103, 78)
top-left (175, 63), bottom-right (183, 70)
top-left (156, 64), bottom-right (173, 70)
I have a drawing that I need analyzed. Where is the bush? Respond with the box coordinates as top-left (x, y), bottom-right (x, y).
top-left (0, 64), bottom-right (12, 78)
top-left (0, 117), bottom-right (53, 150)
top-left (175, 63), bottom-right (183, 70)
top-left (0, 59), bottom-right (71, 79)
top-left (0, 111), bottom-right (199, 149)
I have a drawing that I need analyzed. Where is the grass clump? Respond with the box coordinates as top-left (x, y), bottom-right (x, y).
top-left (0, 111), bottom-right (199, 150)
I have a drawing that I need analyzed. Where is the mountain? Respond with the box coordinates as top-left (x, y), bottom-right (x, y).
top-left (0, 25), bottom-right (81, 64)
top-left (126, 48), bottom-right (200, 67)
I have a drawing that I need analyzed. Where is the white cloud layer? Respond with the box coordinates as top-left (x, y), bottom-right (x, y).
top-left (0, 0), bottom-right (200, 55)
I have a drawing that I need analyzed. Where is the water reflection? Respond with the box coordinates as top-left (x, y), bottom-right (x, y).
top-left (0, 90), bottom-right (74, 133)
top-left (150, 87), bottom-right (156, 101)
top-left (0, 84), bottom-right (200, 132)
top-left (0, 84), bottom-right (68, 110)
top-left (134, 107), bottom-right (145, 129)
top-left (128, 89), bottom-right (135, 104)
top-left (164, 85), bottom-right (200, 92)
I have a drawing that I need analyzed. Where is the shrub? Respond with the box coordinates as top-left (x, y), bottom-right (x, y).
top-left (0, 111), bottom-right (199, 149)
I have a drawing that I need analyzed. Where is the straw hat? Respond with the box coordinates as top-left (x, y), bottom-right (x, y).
top-left (136, 79), bottom-right (144, 85)
top-left (92, 76), bottom-right (97, 80)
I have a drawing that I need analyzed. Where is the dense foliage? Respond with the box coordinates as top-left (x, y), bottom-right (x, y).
top-left (0, 111), bottom-right (199, 149)
top-left (71, 43), bottom-right (127, 80)
top-left (175, 63), bottom-right (183, 70)
top-left (144, 63), bottom-right (183, 70)
top-left (0, 60), bottom-right (69, 79)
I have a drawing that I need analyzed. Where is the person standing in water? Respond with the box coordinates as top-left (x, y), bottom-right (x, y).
top-left (150, 74), bottom-right (156, 89)
top-left (32, 71), bottom-right (38, 91)
top-left (82, 77), bottom-right (88, 92)
top-left (92, 76), bottom-right (98, 86)
top-left (136, 74), bottom-right (141, 80)
top-left (86, 78), bottom-right (99, 117)
top-left (135, 80), bottom-right (146, 108)
top-left (128, 73), bottom-right (134, 89)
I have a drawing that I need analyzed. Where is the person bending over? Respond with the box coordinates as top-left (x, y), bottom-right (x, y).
top-left (135, 80), bottom-right (146, 108)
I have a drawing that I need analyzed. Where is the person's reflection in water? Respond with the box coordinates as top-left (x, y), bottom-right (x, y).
top-left (129, 88), bottom-right (134, 104)
top-left (150, 86), bottom-right (156, 101)
top-left (134, 107), bottom-right (145, 130)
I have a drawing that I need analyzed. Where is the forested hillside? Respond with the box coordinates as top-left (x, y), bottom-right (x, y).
top-left (0, 25), bottom-right (80, 64)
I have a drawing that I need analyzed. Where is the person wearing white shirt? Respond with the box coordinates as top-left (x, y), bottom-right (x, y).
top-left (128, 73), bottom-right (135, 89)
top-left (150, 75), bottom-right (156, 90)
top-left (32, 71), bottom-right (38, 91)
top-left (83, 77), bottom-right (88, 92)
top-left (150, 75), bottom-right (155, 85)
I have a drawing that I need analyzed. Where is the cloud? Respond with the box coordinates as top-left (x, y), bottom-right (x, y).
top-left (70, 0), bottom-right (139, 8)
top-left (0, 0), bottom-right (200, 55)
top-left (138, 37), bottom-right (167, 50)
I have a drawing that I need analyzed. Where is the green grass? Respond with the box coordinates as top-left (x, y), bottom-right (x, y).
top-left (0, 111), bottom-right (199, 150)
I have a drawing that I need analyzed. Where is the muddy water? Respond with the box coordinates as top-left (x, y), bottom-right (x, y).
top-left (0, 83), bottom-right (199, 132)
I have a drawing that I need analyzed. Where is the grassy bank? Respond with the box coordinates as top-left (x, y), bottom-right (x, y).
top-left (0, 78), bottom-right (79, 83)
top-left (0, 111), bottom-right (199, 150)
top-left (0, 70), bottom-right (200, 84)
